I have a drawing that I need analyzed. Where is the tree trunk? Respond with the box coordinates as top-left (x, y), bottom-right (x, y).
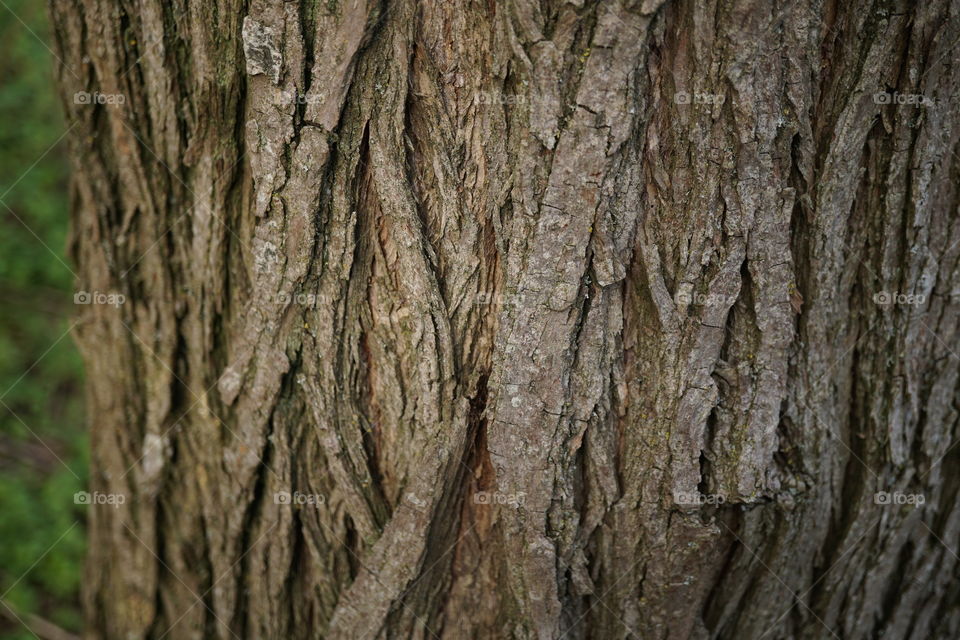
top-left (49, 0), bottom-right (960, 638)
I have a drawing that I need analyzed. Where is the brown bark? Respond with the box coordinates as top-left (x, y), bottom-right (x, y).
top-left (49, 0), bottom-right (960, 638)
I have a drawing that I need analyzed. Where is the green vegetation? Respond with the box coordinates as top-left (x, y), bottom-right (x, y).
top-left (0, 0), bottom-right (86, 637)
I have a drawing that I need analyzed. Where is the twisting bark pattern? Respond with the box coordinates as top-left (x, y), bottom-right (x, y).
top-left (49, 0), bottom-right (960, 638)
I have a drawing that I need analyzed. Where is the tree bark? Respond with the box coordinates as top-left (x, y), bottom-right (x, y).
top-left (49, 0), bottom-right (960, 638)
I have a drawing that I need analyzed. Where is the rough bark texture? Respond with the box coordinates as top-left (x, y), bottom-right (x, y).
top-left (49, 0), bottom-right (960, 638)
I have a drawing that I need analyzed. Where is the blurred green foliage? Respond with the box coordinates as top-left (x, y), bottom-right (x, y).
top-left (0, 0), bottom-right (86, 637)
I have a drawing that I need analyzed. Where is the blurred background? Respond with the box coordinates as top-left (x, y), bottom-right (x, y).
top-left (0, 1), bottom-right (85, 637)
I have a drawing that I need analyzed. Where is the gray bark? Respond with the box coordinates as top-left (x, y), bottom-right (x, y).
top-left (49, 0), bottom-right (960, 638)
